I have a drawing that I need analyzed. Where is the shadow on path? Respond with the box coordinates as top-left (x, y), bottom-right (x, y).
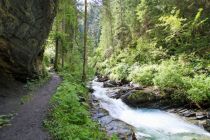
top-left (0, 73), bottom-right (61, 140)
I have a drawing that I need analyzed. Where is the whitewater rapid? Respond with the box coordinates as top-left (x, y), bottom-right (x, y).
top-left (92, 80), bottom-right (210, 140)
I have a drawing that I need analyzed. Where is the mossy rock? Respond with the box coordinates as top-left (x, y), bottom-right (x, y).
top-left (129, 90), bottom-right (156, 102)
top-left (122, 90), bottom-right (161, 107)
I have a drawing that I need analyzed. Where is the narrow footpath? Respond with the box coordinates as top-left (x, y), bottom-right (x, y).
top-left (0, 73), bottom-right (61, 140)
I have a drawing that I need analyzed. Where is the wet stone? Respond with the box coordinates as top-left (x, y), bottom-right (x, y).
top-left (96, 76), bottom-right (109, 82)
top-left (206, 112), bottom-right (210, 119)
top-left (103, 82), bottom-right (116, 88)
top-left (197, 120), bottom-right (206, 128)
top-left (90, 83), bottom-right (136, 140)
top-left (206, 119), bottom-right (210, 126)
top-left (182, 110), bottom-right (195, 117)
top-left (176, 108), bottom-right (185, 112)
top-left (161, 106), bottom-right (171, 110)
top-left (105, 120), bottom-right (134, 140)
top-left (92, 112), bottom-right (106, 120)
top-left (110, 88), bottom-right (131, 99)
top-left (196, 112), bottom-right (206, 120)
top-left (178, 109), bottom-right (188, 114)
top-left (99, 116), bottom-right (114, 125)
top-left (167, 109), bottom-right (176, 113)
top-left (202, 119), bottom-right (210, 131)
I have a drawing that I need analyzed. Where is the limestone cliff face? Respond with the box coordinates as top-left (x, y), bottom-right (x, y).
top-left (0, 0), bottom-right (57, 81)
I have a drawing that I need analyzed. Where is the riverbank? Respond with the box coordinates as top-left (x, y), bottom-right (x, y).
top-left (90, 78), bottom-right (210, 139)
top-left (90, 81), bottom-right (137, 140)
top-left (44, 71), bottom-right (118, 140)
top-left (95, 75), bottom-right (210, 133)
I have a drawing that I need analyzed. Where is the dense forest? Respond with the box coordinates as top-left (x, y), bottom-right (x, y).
top-left (43, 0), bottom-right (210, 139)
top-left (93, 0), bottom-right (210, 105)
top-left (0, 0), bottom-right (210, 140)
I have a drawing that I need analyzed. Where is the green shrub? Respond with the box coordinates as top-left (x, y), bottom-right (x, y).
top-left (0, 114), bottom-right (13, 128)
top-left (110, 63), bottom-right (129, 81)
top-left (153, 59), bottom-right (187, 89)
top-left (96, 60), bottom-right (111, 75)
top-left (128, 64), bottom-right (158, 86)
top-left (113, 49), bottom-right (136, 65)
top-left (45, 70), bottom-right (118, 140)
top-left (135, 38), bottom-right (167, 64)
top-left (185, 74), bottom-right (210, 104)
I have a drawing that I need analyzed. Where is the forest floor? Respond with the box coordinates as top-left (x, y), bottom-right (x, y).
top-left (0, 72), bottom-right (61, 140)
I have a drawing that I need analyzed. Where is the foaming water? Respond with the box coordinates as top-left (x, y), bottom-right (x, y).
top-left (92, 80), bottom-right (210, 140)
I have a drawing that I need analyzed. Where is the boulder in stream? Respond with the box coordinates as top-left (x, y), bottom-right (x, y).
top-left (103, 80), bottom-right (119, 87)
top-left (196, 112), bottom-right (206, 120)
top-left (121, 89), bottom-right (162, 107)
top-left (96, 76), bottom-right (109, 82)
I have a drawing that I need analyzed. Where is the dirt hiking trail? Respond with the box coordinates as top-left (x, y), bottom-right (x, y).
top-left (0, 73), bottom-right (61, 140)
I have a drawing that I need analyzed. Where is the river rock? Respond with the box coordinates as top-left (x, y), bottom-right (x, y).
top-left (105, 120), bottom-right (135, 140)
top-left (204, 119), bottom-right (210, 126)
top-left (205, 119), bottom-right (210, 131)
top-left (167, 108), bottom-right (176, 113)
top-left (178, 108), bottom-right (188, 114)
top-left (0, 0), bottom-right (57, 81)
top-left (91, 93), bottom-right (137, 140)
top-left (129, 82), bottom-right (144, 90)
top-left (121, 89), bottom-right (161, 107)
top-left (206, 111), bottom-right (210, 119)
top-left (88, 87), bottom-right (95, 93)
top-left (196, 112), bottom-right (206, 120)
top-left (96, 76), bottom-right (109, 82)
top-left (182, 110), bottom-right (195, 117)
top-left (111, 88), bottom-right (131, 99)
top-left (103, 80), bottom-right (119, 87)
top-left (99, 116), bottom-right (114, 125)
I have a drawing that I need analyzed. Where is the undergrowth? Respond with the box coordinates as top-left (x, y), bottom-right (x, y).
top-left (0, 114), bottom-right (13, 128)
top-left (94, 48), bottom-right (210, 106)
top-left (44, 70), bottom-right (118, 140)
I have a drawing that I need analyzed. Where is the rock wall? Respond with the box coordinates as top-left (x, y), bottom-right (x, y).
top-left (0, 0), bottom-right (57, 81)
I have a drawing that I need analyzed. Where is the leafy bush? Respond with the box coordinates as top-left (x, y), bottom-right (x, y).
top-left (185, 74), bottom-right (210, 104)
top-left (128, 64), bottom-right (158, 86)
top-left (109, 63), bottom-right (129, 81)
top-left (96, 60), bottom-right (111, 75)
top-left (135, 38), bottom-right (167, 64)
top-left (113, 49), bottom-right (136, 65)
top-left (153, 59), bottom-right (187, 89)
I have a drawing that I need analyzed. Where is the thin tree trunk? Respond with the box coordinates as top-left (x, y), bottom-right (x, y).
top-left (54, 35), bottom-right (59, 71)
top-left (61, 6), bottom-right (66, 68)
top-left (54, 19), bottom-right (59, 71)
top-left (61, 45), bottom-right (64, 68)
top-left (82, 0), bottom-right (88, 81)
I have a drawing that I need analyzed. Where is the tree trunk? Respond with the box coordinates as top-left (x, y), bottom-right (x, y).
top-left (61, 45), bottom-right (64, 68)
top-left (61, 8), bottom-right (66, 68)
top-left (54, 20), bottom-right (59, 71)
top-left (54, 37), bottom-right (59, 71)
top-left (82, 0), bottom-right (88, 81)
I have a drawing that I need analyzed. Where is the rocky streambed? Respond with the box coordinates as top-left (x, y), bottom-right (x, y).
top-left (90, 82), bottom-right (137, 140)
top-left (90, 77), bottom-right (210, 140)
